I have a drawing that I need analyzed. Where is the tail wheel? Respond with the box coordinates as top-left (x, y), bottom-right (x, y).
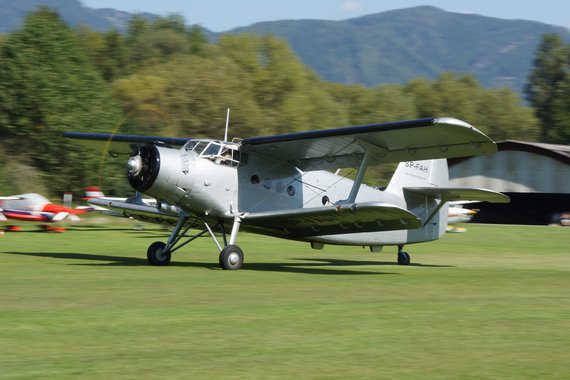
top-left (398, 251), bottom-right (411, 265)
top-left (147, 241), bottom-right (171, 266)
top-left (219, 245), bottom-right (244, 270)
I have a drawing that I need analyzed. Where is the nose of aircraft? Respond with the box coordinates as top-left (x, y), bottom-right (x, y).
top-left (127, 155), bottom-right (143, 176)
top-left (127, 144), bottom-right (161, 192)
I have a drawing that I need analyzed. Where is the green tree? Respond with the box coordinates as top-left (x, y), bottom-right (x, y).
top-left (526, 34), bottom-right (570, 143)
top-left (113, 55), bottom-right (265, 139)
top-left (219, 34), bottom-right (346, 134)
top-left (76, 27), bottom-right (128, 82)
top-left (188, 25), bottom-right (209, 56)
top-left (405, 72), bottom-right (539, 141)
top-left (476, 88), bottom-right (540, 141)
top-left (0, 7), bottom-right (121, 193)
top-left (549, 75), bottom-right (570, 143)
top-left (126, 14), bottom-right (206, 70)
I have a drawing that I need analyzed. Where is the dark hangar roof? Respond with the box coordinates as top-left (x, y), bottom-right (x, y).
top-left (449, 140), bottom-right (570, 166)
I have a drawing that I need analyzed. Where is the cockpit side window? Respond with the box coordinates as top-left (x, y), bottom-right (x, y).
top-left (184, 141), bottom-right (197, 151)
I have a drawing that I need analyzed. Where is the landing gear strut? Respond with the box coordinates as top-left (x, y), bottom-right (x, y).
top-left (145, 213), bottom-right (245, 270)
top-left (397, 244), bottom-right (411, 265)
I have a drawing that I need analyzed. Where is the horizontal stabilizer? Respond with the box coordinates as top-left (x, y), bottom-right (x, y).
top-left (52, 212), bottom-right (70, 222)
top-left (242, 202), bottom-right (421, 237)
top-left (68, 214), bottom-right (81, 222)
top-left (404, 187), bottom-right (510, 203)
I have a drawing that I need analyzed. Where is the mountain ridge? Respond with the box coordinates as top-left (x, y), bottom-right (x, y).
top-left (229, 5), bottom-right (570, 92)
top-left (1, 1), bottom-right (568, 95)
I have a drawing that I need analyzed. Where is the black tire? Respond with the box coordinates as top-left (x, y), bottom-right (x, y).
top-left (219, 245), bottom-right (244, 270)
top-left (398, 251), bottom-right (411, 266)
top-left (147, 241), bottom-right (171, 266)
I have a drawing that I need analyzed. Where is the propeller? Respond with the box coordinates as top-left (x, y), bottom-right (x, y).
top-left (127, 144), bottom-right (161, 192)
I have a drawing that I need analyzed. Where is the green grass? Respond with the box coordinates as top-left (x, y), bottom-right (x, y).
top-left (1, 223), bottom-right (569, 379)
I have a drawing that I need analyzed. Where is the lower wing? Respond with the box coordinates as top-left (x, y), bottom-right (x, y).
top-left (88, 197), bottom-right (180, 224)
top-left (241, 202), bottom-right (421, 238)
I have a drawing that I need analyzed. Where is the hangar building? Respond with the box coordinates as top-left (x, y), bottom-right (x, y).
top-left (448, 140), bottom-right (570, 225)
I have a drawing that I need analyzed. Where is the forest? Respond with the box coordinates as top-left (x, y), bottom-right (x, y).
top-left (0, 8), bottom-right (568, 197)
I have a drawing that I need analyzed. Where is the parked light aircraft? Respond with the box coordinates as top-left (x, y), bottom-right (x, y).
top-left (446, 201), bottom-right (479, 233)
top-left (65, 117), bottom-right (509, 269)
top-left (0, 193), bottom-right (94, 231)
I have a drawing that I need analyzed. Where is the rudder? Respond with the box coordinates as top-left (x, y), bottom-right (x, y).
top-left (387, 159), bottom-right (449, 192)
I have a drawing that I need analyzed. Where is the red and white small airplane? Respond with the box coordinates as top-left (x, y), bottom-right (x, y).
top-left (0, 193), bottom-right (95, 232)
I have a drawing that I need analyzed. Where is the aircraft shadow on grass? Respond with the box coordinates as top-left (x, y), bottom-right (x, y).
top-left (1, 251), bottom-right (453, 275)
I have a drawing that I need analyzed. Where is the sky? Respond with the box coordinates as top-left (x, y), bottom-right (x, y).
top-left (80, 0), bottom-right (570, 32)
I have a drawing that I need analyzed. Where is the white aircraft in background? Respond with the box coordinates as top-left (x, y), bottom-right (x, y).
top-left (0, 193), bottom-right (95, 232)
top-left (65, 117), bottom-right (509, 269)
top-left (446, 201), bottom-right (479, 232)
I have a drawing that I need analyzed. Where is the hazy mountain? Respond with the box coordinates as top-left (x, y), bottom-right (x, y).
top-left (229, 6), bottom-right (570, 94)
top-left (1, 2), bottom-right (569, 95)
top-left (0, 0), bottom-right (156, 32)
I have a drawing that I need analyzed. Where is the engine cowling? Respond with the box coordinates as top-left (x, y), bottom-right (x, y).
top-left (127, 144), bottom-right (192, 204)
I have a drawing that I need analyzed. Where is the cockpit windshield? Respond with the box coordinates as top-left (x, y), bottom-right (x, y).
top-left (184, 140), bottom-right (208, 154)
top-left (201, 141), bottom-right (243, 167)
top-left (184, 140), bottom-right (246, 167)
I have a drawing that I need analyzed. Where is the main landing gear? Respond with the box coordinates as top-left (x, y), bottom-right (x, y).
top-left (146, 214), bottom-right (244, 270)
top-left (397, 244), bottom-right (411, 266)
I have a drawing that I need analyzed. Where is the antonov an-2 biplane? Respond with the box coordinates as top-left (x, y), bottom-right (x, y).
top-left (64, 117), bottom-right (509, 269)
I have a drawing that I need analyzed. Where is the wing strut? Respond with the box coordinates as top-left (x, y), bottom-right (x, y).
top-left (423, 200), bottom-right (446, 227)
top-left (336, 151), bottom-right (369, 204)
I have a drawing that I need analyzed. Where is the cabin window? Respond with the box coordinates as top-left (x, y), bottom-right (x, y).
top-left (287, 185), bottom-right (296, 196)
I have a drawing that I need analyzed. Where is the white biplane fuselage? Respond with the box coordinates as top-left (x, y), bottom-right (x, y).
top-left (144, 140), bottom-right (447, 247)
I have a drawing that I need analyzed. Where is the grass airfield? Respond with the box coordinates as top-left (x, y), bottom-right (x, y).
top-left (1, 222), bottom-right (569, 379)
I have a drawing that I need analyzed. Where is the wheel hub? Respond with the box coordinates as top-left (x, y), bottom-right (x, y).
top-left (228, 252), bottom-right (240, 265)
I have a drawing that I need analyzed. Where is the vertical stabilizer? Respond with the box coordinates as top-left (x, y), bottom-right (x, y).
top-left (386, 159), bottom-right (449, 239)
top-left (387, 159), bottom-right (449, 192)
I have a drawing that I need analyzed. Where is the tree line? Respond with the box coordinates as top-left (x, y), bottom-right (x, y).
top-left (0, 8), bottom-right (567, 197)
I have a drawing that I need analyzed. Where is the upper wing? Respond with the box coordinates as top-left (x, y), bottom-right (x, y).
top-left (63, 132), bottom-right (189, 155)
top-left (404, 187), bottom-right (510, 203)
top-left (240, 117), bottom-right (496, 170)
top-left (242, 202), bottom-right (421, 238)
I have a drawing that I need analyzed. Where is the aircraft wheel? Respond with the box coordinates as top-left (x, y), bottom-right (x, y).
top-left (398, 251), bottom-right (411, 266)
top-left (219, 245), bottom-right (244, 270)
top-left (147, 241), bottom-right (171, 266)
